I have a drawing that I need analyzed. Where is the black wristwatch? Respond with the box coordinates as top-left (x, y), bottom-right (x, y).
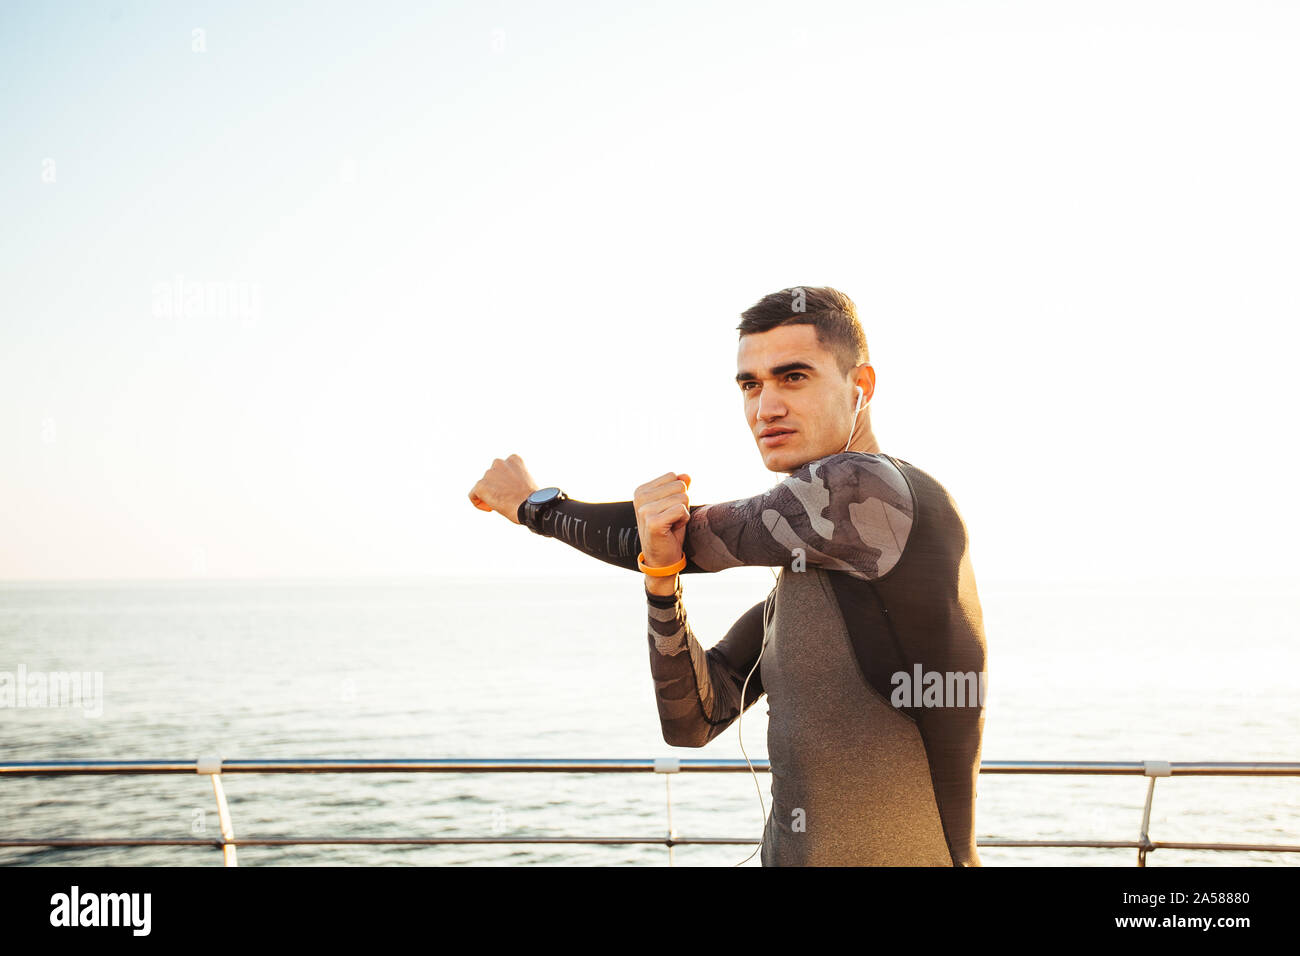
top-left (520, 487), bottom-right (567, 536)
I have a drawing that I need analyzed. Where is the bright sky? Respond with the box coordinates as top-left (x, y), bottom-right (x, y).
top-left (2, 0), bottom-right (1297, 586)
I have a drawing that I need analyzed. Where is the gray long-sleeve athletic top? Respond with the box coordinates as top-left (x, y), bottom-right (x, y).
top-left (524, 451), bottom-right (988, 866)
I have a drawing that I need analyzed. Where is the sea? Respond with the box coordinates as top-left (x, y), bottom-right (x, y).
top-left (1, 571), bottom-right (1296, 867)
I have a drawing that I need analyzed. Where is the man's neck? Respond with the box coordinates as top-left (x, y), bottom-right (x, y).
top-left (851, 432), bottom-right (882, 454)
top-left (848, 410), bottom-right (881, 454)
top-left (782, 432), bottom-right (884, 474)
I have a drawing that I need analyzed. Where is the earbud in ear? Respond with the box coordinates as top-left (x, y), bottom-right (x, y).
top-left (854, 386), bottom-right (865, 413)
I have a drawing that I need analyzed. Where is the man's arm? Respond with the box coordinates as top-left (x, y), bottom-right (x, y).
top-left (684, 452), bottom-right (915, 580)
top-left (515, 498), bottom-right (712, 574)
top-left (645, 579), bottom-right (769, 748)
top-left (469, 454), bottom-right (710, 573)
top-left (469, 452), bottom-right (914, 580)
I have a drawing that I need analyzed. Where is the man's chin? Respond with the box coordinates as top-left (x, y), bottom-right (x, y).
top-left (759, 444), bottom-right (842, 476)
top-left (759, 445), bottom-right (815, 475)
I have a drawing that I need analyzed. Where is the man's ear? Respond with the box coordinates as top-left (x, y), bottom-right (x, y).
top-left (857, 364), bottom-right (876, 404)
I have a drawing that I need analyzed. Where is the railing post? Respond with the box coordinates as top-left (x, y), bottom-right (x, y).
top-left (1138, 760), bottom-right (1171, 867)
top-left (655, 757), bottom-right (680, 867)
top-left (197, 755), bottom-right (238, 867)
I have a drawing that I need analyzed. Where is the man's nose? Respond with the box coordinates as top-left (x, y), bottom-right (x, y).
top-left (756, 389), bottom-right (786, 420)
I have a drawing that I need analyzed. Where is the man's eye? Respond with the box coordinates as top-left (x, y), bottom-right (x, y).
top-left (740, 382), bottom-right (757, 391)
top-left (786, 373), bottom-right (806, 382)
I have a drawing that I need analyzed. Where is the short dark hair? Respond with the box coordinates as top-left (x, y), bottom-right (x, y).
top-left (736, 286), bottom-right (869, 376)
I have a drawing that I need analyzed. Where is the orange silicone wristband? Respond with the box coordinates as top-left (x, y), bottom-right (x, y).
top-left (638, 552), bottom-right (686, 576)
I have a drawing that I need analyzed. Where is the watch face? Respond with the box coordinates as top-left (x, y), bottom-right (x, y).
top-left (528, 487), bottom-right (561, 506)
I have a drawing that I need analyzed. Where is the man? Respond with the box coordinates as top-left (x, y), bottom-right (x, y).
top-left (469, 286), bottom-right (988, 866)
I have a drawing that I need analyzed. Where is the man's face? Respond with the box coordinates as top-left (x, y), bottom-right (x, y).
top-left (736, 324), bottom-right (861, 474)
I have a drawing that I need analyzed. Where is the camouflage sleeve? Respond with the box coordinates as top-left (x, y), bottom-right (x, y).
top-left (645, 579), bottom-right (770, 748)
top-left (683, 452), bottom-right (915, 582)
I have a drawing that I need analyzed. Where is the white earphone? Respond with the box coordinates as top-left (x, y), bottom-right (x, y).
top-left (841, 385), bottom-right (865, 453)
top-left (733, 587), bottom-right (775, 866)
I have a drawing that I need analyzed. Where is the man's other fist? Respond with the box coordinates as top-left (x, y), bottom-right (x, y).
top-left (633, 472), bottom-right (692, 567)
top-left (469, 454), bottom-right (539, 524)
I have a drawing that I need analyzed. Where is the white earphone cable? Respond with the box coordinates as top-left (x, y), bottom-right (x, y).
top-left (732, 569), bottom-right (777, 866)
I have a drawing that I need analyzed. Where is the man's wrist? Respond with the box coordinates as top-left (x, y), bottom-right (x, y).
top-left (644, 572), bottom-right (678, 597)
top-left (519, 487), bottom-right (562, 533)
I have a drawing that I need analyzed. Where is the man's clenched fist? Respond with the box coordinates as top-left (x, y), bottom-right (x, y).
top-left (634, 472), bottom-right (692, 570)
top-left (470, 454), bottom-right (539, 524)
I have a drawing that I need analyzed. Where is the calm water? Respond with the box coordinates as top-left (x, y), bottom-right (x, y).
top-left (1, 572), bottom-right (1296, 866)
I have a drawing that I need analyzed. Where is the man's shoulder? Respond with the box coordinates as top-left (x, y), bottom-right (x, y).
top-left (781, 453), bottom-right (916, 579)
top-left (869, 454), bottom-right (962, 510)
top-left (685, 452), bottom-right (917, 578)
top-left (794, 452), bottom-right (914, 512)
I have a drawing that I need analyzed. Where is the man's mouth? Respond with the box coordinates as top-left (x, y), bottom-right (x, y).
top-left (758, 428), bottom-right (796, 446)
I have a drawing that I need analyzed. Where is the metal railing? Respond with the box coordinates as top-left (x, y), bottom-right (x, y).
top-left (2, 757), bottom-right (1297, 866)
